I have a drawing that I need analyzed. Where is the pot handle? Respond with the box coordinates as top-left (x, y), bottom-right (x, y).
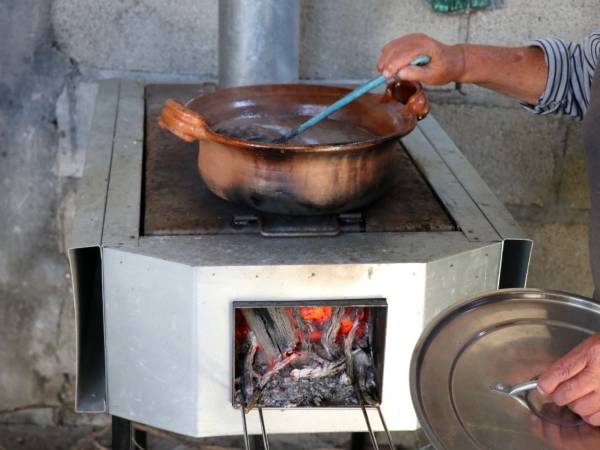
top-left (158, 99), bottom-right (210, 142)
top-left (383, 80), bottom-right (430, 121)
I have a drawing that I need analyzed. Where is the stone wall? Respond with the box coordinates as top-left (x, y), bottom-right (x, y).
top-left (1, 0), bottom-right (598, 427)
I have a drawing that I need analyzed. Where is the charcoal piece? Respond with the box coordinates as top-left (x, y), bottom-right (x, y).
top-left (352, 348), bottom-right (378, 405)
top-left (242, 308), bottom-right (298, 362)
top-left (290, 359), bottom-right (345, 380)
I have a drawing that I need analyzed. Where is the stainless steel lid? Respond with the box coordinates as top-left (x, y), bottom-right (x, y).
top-left (411, 289), bottom-right (600, 450)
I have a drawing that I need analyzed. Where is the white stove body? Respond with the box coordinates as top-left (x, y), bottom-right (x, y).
top-left (69, 80), bottom-right (531, 438)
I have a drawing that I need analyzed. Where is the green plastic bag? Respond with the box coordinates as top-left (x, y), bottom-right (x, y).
top-left (425, 0), bottom-right (499, 13)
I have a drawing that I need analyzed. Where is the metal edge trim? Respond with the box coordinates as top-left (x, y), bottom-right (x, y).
top-left (417, 116), bottom-right (528, 241)
top-left (68, 79), bottom-right (120, 250)
top-left (232, 298), bottom-right (388, 309)
top-left (102, 79), bottom-right (144, 247)
top-left (402, 126), bottom-right (500, 243)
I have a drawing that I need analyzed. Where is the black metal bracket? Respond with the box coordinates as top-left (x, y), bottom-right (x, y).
top-left (112, 416), bottom-right (147, 450)
top-left (233, 212), bottom-right (365, 237)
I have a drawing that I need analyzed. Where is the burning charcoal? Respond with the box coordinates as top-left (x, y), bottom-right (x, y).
top-left (297, 307), bottom-right (336, 358)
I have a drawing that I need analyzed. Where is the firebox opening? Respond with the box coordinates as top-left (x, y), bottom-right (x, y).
top-left (232, 299), bottom-right (387, 410)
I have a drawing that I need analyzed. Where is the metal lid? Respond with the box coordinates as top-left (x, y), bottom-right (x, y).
top-left (411, 289), bottom-right (600, 450)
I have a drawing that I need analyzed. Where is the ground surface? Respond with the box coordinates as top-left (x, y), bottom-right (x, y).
top-left (0, 424), bottom-right (433, 450)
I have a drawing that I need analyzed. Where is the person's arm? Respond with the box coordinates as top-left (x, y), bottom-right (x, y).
top-left (377, 33), bottom-right (547, 104)
top-left (377, 32), bottom-right (600, 119)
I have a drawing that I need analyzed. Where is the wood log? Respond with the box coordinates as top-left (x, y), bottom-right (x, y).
top-left (240, 331), bottom-right (258, 403)
top-left (321, 306), bottom-right (344, 359)
top-left (292, 308), bottom-right (311, 351)
top-left (344, 309), bottom-right (361, 384)
top-left (241, 307), bottom-right (298, 362)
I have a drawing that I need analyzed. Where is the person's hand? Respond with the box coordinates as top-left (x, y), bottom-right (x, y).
top-left (538, 334), bottom-right (600, 426)
top-left (529, 414), bottom-right (600, 449)
top-left (377, 33), bottom-right (465, 85)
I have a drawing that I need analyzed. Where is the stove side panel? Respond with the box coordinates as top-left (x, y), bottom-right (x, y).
top-left (424, 243), bottom-right (503, 324)
top-left (102, 248), bottom-right (199, 434)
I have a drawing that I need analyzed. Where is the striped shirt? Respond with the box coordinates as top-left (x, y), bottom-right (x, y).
top-left (524, 32), bottom-right (600, 120)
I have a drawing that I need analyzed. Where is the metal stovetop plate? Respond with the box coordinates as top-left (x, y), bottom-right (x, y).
top-left (411, 288), bottom-right (600, 450)
top-left (143, 84), bottom-right (455, 236)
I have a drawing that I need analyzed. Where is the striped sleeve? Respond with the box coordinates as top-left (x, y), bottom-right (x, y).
top-left (523, 32), bottom-right (600, 120)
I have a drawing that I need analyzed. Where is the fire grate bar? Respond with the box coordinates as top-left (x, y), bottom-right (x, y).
top-left (240, 404), bottom-right (271, 450)
top-left (258, 407), bottom-right (270, 450)
top-left (240, 406), bottom-right (251, 450)
top-left (239, 405), bottom-right (396, 450)
top-left (362, 405), bottom-right (379, 450)
top-left (376, 405), bottom-right (396, 449)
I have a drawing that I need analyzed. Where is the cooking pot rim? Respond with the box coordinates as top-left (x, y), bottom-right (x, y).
top-left (182, 82), bottom-right (417, 153)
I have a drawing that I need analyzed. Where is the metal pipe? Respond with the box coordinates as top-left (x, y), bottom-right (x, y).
top-left (218, 0), bottom-right (300, 87)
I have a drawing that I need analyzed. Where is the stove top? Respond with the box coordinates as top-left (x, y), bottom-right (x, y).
top-left (143, 84), bottom-right (455, 236)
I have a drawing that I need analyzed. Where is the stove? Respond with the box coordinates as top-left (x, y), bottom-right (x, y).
top-left (69, 80), bottom-right (532, 440)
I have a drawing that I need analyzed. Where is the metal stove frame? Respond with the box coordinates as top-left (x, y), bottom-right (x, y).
top-left (69, 80), bottom-right (532, 442)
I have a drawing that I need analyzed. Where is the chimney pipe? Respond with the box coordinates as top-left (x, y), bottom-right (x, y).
top-left (218, 0), bottom-right (300, 88)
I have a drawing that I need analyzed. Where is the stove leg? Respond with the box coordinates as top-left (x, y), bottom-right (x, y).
top-left (134, 426), bottom-right (148, 449)
top-left (351, 432), bottom-right (371, 450)
top-left (112, 415), bottom-right (148, 450)
top-left (251, 434), bottom-right (263, 448)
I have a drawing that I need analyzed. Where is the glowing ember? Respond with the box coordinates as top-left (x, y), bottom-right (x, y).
top-left (308, 330), bottom-right (322, 341)
top-left (299, 306), bottom-right (332, 322)
top-left (340, 318), bottom-right (354, 334)
top-left (339, 308), bottom-right (367, 336)
top-left (235, 309), bottom-right (250, 343)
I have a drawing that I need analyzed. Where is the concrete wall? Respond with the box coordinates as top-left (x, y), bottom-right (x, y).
top-left (2, 0), bottom-right (598, 427)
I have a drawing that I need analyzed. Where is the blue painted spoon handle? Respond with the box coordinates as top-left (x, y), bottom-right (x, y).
top-left (278, 54), bottom-right (431, 143)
